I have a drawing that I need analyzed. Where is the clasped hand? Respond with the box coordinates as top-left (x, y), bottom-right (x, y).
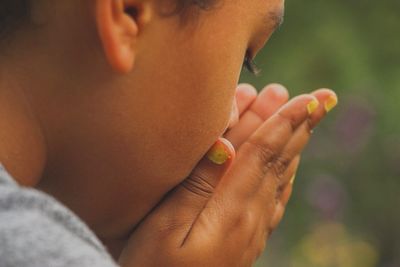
top-left (119, 84), bottom-right (337, 267)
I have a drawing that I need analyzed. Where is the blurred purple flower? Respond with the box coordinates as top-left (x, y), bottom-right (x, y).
top-left (307, 174), bottom-right (347, 220)
top-left (334, 97), bottom-right (376, 155)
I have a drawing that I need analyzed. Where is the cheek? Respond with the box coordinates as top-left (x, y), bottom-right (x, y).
top-left (131, 48), bottom-right (244, 177)
top-left (153, 68), bottom-right (237, 175)
top-left (99, 76), bottom-right (236, 195)
top-left (109, 15), bottom-right (250, 186)
top-left (162, 53), bottom-right (243, 165)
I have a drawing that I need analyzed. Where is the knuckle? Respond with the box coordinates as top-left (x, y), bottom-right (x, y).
top-left (154, 215), bottom-right (190, 240)
top-left (276, 111), bottom-right (297, 134)
top-left (182, 171), bottom-right (215, 199)
top-left (271, 154), bottom-right (292, 182)
top-left (234, 209), bottom-right (257, 230)
top-left (244, 140), bottom-right (292, 183)
top-left (244, 140), bottom-right (277, 175)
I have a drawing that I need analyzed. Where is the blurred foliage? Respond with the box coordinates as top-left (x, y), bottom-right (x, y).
top-left (239, 0), bottom-right (400, 266)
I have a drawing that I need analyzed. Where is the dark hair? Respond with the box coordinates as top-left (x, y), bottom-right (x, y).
top-left (0, 0), bottom-right (214, 38)
top-left (0, 0), bottom-right (30, 39)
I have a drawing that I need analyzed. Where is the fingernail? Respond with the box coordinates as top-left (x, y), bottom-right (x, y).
top-left (290, 174), bottom-right (296, 185)
top-left (207, 139), bottom-right (232, 165)
top-left (307, 99), bottom-right (320, 115)
top-left (324, 95), bottom-right (338, 113)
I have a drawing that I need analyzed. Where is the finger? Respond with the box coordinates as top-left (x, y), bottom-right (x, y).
top-left (280, 180), bottom-right (294, 207)
top-left (185, 91), bottom-right (335, 244)
top-left (226, 85), bottom-right (257, 130)
top-left (193, 138), bottom-right (236, 182)
top-left (236, 84), bottom-right (258, 115)
top-left (251, 154), bottom-right (299, 229)
top-left (250, 155), bottom-right (299, 241)
top-left (256, 90), bottom-right (337, 232)
top-left (254, 112), bottom-right (319, 208)
top-left (227, 98), bottom-right (240, 129)
top-left (225, 84), bottom-right (289, 149)
top-left (309, 88), bottom-right (338, 128)
top-left (268, 162), bottom-right (297, 231)
top-left (184, 95), bottom-right (317, 243)
top-left (251, 83), bottom-right (290, 120)
top-left (181, 95), bottom-right (324, 247)
top-left (256, 89), bottom-right (337, 190)
top-left (220, 94), bottom-right (318, 201)
top-left (249, 166), bottom-right (297, 263)
top-left (248, 203), bottom-right (283, 259)
top-left (275, 155), bottom-right (301, 192)
top-left (147, 138), bottom-right (236, 240)
top-left (269, 202), bottom-right (286, 231)
top-left (171, 138), bottom-right (235, 209)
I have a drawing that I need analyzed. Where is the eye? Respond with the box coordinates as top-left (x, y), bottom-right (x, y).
top-left (243, 53), bottom-right (261, 75)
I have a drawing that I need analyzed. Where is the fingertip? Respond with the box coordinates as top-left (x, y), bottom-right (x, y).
top-left (307, 97), bottom-right (320, 115)
top-left (271, 94), bottom-right (319, 129)
top-left (320, 89), bottom-right (339, 110)
top-left (219, 138), bottom-right (236, 161)
top-left (312, 88), bottom-right (338, 106)
top-left (325, 94), bottom-right (338, 113)
top-left (282, 94), bottom-right (319, 112)
top-left (309, 88), bottom-right (338, 121)
top-left (265, 83), bottom-right (290, 100)
top-left (250, 83), bottom-right (290, 120)
top-left (207, 138), bottom-right (236, 165)
top-left (237, 83), bottom-right (258, 97)
top-left (228, 100), bottom-right (240, 129)
top-left (314, 88), bottom-right (336, 95)
top-left (236, 84), bottom-right (258, 116)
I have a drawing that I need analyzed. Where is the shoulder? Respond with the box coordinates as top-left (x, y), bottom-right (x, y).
top-left (0, 164), bottom-right (117, 267)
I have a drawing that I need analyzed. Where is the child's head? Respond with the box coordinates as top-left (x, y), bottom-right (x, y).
top-left (0, 0), bottom-right (283, 242)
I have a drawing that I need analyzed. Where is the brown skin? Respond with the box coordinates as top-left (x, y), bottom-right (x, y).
top-left (0, 0), bottom-right (338, 264)
top-left (1, 0), bottom-right (283, 236)
top-left (120, 89), bottom-right (336, 266)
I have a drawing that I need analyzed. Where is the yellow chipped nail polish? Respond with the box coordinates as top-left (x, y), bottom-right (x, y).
top-left (290, 174), bottom-right (296, 185)
top-left (324, 95), bottom-right (338, 113)
top-left (207, 140), bottom-right (231, 165)
top-left (307, 99), bottom-right (320, 115)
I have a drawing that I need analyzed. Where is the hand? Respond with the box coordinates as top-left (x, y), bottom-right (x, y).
top-left (225, 83), bottom-right (290, 149)
top-left (225, 83), bottom-right (292, 229)
top-left (119, 86), bottom-right (337, 267)
top-left (226, 84), bottom-right (336, 230)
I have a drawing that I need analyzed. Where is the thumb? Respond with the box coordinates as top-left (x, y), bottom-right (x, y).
top-left (156, 138), bottom-right (236, 221)
top-left (183, 137), bottom-right (236, 198)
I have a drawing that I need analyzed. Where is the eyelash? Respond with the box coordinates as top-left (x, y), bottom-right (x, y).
top-left (243, 54), bottom-right (261, 75)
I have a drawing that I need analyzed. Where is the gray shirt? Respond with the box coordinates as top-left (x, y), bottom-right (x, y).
top-left (0, 164), bottom-right (118, 267)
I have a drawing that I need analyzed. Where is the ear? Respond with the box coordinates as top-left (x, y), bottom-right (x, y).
top-left (95, 0), bottom-right (151, 73)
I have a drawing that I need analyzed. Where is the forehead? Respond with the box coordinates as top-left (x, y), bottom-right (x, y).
top-left (253, 0), bottom-right (285, 27)
top-left (266, 6), bottom-right (284, 30)
top-left (229, 0), bottom-right (285, 30)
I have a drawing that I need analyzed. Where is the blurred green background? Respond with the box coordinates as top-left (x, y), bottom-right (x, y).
top-left (239, 1), bottom-right (400, 266)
